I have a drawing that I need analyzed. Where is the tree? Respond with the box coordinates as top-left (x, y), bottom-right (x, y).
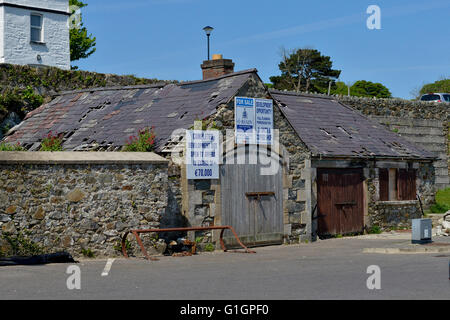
top-left (269, 48), bottom-right (341, 93)
top-left (419, 79), bottom-right (450, 96)
top-left (350, 80), bottom-right (392, 98)
top-left (69, 0), bottom-right (96, 66)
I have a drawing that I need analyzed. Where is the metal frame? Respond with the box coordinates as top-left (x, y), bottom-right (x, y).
top-left (122, 226), bottom-right (256, 261)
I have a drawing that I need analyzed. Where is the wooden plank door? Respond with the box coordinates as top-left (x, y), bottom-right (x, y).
top-left (317, 169), bottom-right (364, 236)
top-left (221, 161), bottom-right (283, 247)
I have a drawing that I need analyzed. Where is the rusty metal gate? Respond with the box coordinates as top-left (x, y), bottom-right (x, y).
top-left (317, 168), bottom-right (364, 236)
top-left (220, 159), bottom-right (283, 247)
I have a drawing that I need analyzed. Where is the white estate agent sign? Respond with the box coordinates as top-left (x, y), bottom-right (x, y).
top-left (255, 98), bottom-right (274, 145)
top-left (235, 97), bottom-right (273, 145)
top-left (186, 130), bottom-right (219, 179)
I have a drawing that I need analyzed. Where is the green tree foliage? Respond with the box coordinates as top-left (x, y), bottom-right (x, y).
top-left (348, 80), bottom-right (392, 98)
top-left (331, 81), bottom-right (350, 96)
top-left (270, 48), bottom-right (341, 93)
top-left (0, 86), bottom-right (44, 119)
top-left (431, 187), bottom-right (450, 213)
top-left (419, 79), bottom-right (450, 96)
top-left (69, 0), bottom-right (96, 66)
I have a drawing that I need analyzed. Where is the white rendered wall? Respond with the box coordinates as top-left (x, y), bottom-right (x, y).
top-left (0, 0), bottom-right (69, 12)
top-left (1, 3), bottom-right (70, 70)
top-left (0, 7), bottom-right (4, 63)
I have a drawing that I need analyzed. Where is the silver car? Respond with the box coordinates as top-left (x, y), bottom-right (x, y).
top-left (419, 93), bottom-right (450, 103)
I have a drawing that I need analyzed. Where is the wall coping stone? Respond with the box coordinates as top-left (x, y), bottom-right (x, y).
top-left (0, 152), bottom-right (169, 165)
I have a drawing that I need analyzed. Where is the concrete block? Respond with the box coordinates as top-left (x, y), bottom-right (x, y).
top-left (300, 168), bottom-right (310, 180)
top-left (284, 224), bottom-right (292, 235)
top-left (283, 189), bottom-right (289, 200)
top-left (283, 175), bottom-right (293, 188)
top-left (209, 203), bottom-right (216, 217)
top-left (297, 189), bottom-right (307, 202)
top-left (189, 191), bottom-right (203, 206)
top-left (301, 211), bottom-right (310, 224)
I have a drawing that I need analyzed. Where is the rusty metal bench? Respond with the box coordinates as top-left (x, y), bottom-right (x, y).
top-left (121, 226), bottom-right (256, 261)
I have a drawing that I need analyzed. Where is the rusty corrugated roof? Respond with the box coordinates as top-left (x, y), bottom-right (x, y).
top-left (4, 69), bottom-right (257, 151)
top-left (270, 90), bottom-right (435, 160)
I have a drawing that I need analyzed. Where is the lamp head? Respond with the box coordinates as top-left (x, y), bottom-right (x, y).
top-left (203, 26), bottom-right (214, 36)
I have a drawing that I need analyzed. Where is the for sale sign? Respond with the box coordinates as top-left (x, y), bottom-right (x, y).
top-left (186, 130), bottom-right (219, 179)
top-left (235, 97), bottom-right (256, 144)
top-left (235, 97), bottom-right (273, 145)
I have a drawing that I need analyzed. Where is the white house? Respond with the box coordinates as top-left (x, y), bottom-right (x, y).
top-left (0, 0), bottom-right (70, 70)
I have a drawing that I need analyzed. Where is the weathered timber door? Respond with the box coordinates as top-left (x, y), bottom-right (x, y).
top-left (221, 157), bottom-right (283, 247)
top-left (317, 168), bottom-right (364, 236)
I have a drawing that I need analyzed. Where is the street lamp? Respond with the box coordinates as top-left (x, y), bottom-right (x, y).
top-left (203, 26), bottom-right (214, 60)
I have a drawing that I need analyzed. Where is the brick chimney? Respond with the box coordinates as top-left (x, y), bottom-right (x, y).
top-left (201, 54), bottom-right (235, 80)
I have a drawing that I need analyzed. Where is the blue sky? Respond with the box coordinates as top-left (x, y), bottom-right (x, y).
top-left (76, 0), bottom-right (450, 99)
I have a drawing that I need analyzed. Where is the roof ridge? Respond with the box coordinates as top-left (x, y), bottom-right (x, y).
top-left (57, 83), bottom-right (168, 96)
top-left (269, 89), bottom-right (335, 101)
top-left (55, 69), bottom-right (258, 96)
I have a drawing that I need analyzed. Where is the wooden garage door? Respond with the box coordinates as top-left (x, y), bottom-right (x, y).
top-left (221, 162), bottom-right (283, 247)
top-left (317, 168), bottom-right (364, 236)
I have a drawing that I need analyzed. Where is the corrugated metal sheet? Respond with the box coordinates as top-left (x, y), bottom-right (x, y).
top-left (270, 90), bottom-right (435, 160)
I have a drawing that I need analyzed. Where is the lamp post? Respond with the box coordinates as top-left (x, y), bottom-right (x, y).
top-left (203, 26), bottom-right (214, 60)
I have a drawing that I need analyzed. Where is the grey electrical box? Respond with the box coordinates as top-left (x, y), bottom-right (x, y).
top-left (412, 218), bottom-right (432, 244)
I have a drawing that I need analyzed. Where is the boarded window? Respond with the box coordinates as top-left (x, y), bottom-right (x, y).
top-left (398, 169), bottom-right (417, 200)
top-left (379, 169), bottom-right (389, 201)
top-left (379, 168), bottom-right (416, 201)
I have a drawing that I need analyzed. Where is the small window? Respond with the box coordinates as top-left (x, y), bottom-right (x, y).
top-left (379, 168), bottom-right (416, 201)
top-left (30, 14), bottom-right (43, 43)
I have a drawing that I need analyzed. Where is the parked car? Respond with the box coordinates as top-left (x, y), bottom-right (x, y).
top-left (419, 93), bottom-right (450, 103)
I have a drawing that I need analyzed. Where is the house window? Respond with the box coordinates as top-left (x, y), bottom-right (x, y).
top-left (30, 14), bottom-right (43, 43)
top-left (379, 168), bottom-right (417, 201)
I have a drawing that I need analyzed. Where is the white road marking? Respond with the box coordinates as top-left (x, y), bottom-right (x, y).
top-left (101, 259), bottom-right (115, 277)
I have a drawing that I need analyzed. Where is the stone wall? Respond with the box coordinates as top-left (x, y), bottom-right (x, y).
top-left (371, 116), bottom-right (448, 190)
top-left (0, 152), bottom-right (169, 258)
top-left (367, 161), bottom-right (435, 230)
top-left (370, 201), bottom-right (422, 230)
top-left (335, 95), bottom-right (449, 191)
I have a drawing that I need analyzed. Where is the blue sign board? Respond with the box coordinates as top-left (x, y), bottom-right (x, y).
top-left (235, 97), bottom-right (256, 144)
top-left (235, 97), bottom-right (273, 145)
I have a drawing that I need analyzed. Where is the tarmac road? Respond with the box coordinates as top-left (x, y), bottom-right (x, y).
top-left (0, 235), bottom-right (449, 300)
